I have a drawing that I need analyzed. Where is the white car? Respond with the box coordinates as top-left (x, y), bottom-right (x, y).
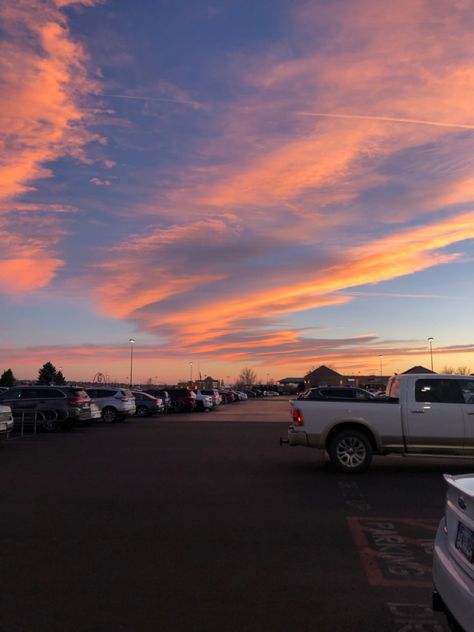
top-left (0, 404), bottom-right (14, 438)
top-left (193, 390), bottom-right (214, 412)
top-left (433, 473), bottom-right (474, 631)
top-left (86, 387), bottom-right (136, 423)
top-left (200, 389), bottom-right (222, 406)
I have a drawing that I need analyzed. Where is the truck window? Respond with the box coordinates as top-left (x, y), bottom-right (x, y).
top-left (387, 377), bottom-right (400, 399)
top-left (458, 379), bottom-right (474, 404)
top-left (415, 379), bottom-right (463, 404)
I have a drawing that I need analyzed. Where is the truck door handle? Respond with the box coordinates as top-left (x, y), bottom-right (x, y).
top-left (410, 410), bottom-right (425, 414)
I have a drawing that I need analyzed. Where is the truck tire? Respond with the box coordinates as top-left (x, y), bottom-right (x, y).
top-left (329, 429), bottom-right (373, 473)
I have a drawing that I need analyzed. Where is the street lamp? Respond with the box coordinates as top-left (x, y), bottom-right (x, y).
top-left (129, 338), bottom-right (135, 387)
top-left (428, 337), bottom-right (434, 371)
top-left (379, 355), bottom-right (383, 377)
top-left (189, 362), bottom-right (193, 383)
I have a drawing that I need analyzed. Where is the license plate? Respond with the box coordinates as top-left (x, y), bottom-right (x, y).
top-left (0, 422), bottom-right (6, 431)
top-left (455, 522), bottom-right (474, 563)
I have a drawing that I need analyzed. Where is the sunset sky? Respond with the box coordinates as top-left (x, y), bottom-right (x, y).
top-left (1, 0), bottom-right (474, 384)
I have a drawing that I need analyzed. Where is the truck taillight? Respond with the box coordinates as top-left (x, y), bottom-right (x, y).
top-left (292, 408), bottom-right (303, 426)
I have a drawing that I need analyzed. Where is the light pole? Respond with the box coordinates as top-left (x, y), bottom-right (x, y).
top-left (189, 362), bottom-right (193, 384)
top-left (428, 337), bottom-right (434, 371)
top-left (129, 338), bottom-right (135, 387)
top-left (379, 355), bottom-right (383, 377)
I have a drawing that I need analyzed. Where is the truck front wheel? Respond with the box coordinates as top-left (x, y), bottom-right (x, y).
top-left (329, 430), bottom-right (373, 473)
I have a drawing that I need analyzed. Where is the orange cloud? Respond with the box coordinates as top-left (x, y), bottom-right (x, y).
top-left (0, 1), bottom-right (101, 292)
top-left (0, 258), bottom-right (63, 292)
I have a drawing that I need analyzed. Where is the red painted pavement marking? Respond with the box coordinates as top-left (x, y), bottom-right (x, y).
top-left (347, 516), bottom-right (439, 588)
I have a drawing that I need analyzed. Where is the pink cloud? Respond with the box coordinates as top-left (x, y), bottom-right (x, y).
top-left (0, 0), bottom-right (102, 291)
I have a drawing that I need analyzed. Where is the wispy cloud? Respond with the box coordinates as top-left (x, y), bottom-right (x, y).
top-left (0, 0), bottom-right (102, 291)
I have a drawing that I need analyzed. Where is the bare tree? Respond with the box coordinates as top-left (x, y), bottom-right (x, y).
top-left (442, 365), bottom-right (471, 375)
top-left (442, 366), bottom-right (455, 374)
top-left (237, 367), bottom-right (257, 386)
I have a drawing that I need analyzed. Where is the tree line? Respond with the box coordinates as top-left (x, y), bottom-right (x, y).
top-left (0, 362), bottom-right (66, 387)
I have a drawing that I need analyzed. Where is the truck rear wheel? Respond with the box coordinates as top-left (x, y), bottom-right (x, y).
top-left (329, 430), bottom-right (372, 473)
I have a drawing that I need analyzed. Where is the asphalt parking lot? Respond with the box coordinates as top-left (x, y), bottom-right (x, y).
top-left (1, 397), bottom-right (470, 631)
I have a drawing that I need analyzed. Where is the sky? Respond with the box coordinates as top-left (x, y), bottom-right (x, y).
top-left (1, 0), bottom-right (474, 385)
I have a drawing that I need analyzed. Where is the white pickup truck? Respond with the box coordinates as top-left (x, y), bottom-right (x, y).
top-left (286, 374), bottom-right (474, 473)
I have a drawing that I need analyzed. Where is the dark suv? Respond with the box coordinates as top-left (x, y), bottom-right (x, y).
top-left (0, 385), bottom-right (93, 431)
top-left (167, 388), bottom-right (197, 412)
top-left (145, 389), bottom-right (172, 412)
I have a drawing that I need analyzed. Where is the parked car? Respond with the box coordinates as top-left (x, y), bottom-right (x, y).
top-left (193, 390), bottom-right (214, 412)
top-left (85, 387), bottom-right (136, 423)
top-left (144, 389), bottom-right (171, 412)
top-left (0, 404), bottom-right (14, 439)
top-left (200, 389), bottom-right (222, 406)
top-left (132, 391), bottom-right (164, 417)
top-left (0, 385), bottom-right (93, 431)
top-left (433, 473), bottom-right (474, 630)
top-left (167, 388), bottom-right (196, 412)
top-left (220, 391), bottom-right (233, 404)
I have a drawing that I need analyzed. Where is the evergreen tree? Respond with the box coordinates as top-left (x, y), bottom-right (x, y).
top-left (54, 370), bottom-right (66, 385)
top-left (0, 368), bottom-right (16, 387)
top-left (37, 362), bottom-right (57, 385)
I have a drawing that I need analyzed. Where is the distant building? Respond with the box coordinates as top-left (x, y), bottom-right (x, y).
top-left (196, 375), bottom-right (221, 389)
top-left (401, 365), bottom-right (436, 374)
top-left (304, 365), bottom-right (390, 391)
top-left (280, 363), bottom-right (437, 394)
top-left (304, 365), bottom-right (344, 388)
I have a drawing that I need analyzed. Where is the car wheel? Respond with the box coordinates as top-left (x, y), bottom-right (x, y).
top-left (136, 406), bottom-right (148, 417)
top-left (102, 407), bottom-right (118, 423)
top-left (171, 400), bottom-right (183, 412)
top-left (329, 430), bottom-right (372, 473)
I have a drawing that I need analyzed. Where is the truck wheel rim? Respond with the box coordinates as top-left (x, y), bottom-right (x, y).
top-left (337, 437), bottom-right (366, 467)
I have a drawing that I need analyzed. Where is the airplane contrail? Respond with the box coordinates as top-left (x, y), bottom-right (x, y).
top-left (296, 111), bottom-right (474, 130)
top-left (95, 93), bottom-right (202, 107)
